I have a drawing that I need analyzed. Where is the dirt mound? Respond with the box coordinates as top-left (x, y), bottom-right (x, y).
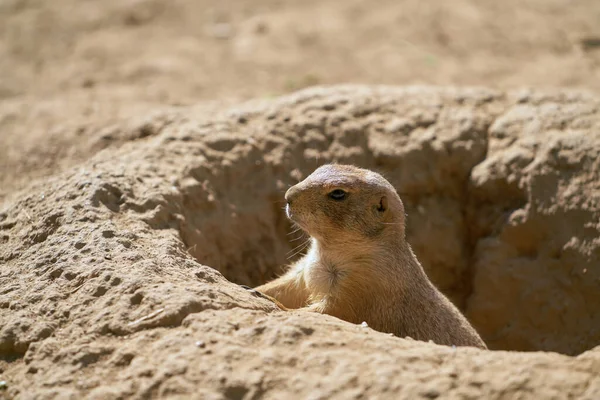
top-left (1, 86), bottom-right (599, 398)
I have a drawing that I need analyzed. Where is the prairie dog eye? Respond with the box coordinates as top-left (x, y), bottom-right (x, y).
top-left (328, 189), bottom-right (347, 201)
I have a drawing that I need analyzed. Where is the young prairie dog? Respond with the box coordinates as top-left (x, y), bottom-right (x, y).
top-left (254, 164), bottom-right (486, 349)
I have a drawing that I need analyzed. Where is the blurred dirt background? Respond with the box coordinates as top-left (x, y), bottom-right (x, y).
top-left (2, 0), bottom-right (600, 201)
top-left (1, 0), bottom-right (600, 398)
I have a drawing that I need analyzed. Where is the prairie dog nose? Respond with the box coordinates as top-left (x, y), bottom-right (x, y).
top-left (284, 186), bottom-right (300, 204)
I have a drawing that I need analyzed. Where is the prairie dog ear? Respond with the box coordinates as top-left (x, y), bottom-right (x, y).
top-left (377, 196), bottom-right (388, 213)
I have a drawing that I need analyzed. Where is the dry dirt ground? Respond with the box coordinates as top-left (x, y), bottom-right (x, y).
top-left (2, 0), bottom-right (600, 201)
top-left (1, 0), bottom-right (600, 399)
top-left (1, 86), bottom-right (600, 398)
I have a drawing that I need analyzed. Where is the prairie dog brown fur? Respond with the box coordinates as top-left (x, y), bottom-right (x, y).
top-left (255, 164), bottom-right (486, 349)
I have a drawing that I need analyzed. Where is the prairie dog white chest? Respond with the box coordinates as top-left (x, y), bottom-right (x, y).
top-left (299, 243), bottom-right (348, 296)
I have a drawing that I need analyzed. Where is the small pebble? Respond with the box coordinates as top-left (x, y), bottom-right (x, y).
top-left (360, 321), bottom-right (369, 328)
top-left (195, 341), bottom-right (206, 348)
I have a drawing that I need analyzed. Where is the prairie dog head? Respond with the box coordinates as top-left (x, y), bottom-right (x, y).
top-left (285, 164), bottom-right (405, 245)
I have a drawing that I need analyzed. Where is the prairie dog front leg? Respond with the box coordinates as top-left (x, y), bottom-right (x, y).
top-left (254, 268), bottom-right (310, 309)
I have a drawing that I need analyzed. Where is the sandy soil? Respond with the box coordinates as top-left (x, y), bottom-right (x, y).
top-left (1, 85), bottom-right (600, 398)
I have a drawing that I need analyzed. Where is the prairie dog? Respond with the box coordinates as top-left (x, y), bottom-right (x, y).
top-left (255, 164), bottom-right (486, 349)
